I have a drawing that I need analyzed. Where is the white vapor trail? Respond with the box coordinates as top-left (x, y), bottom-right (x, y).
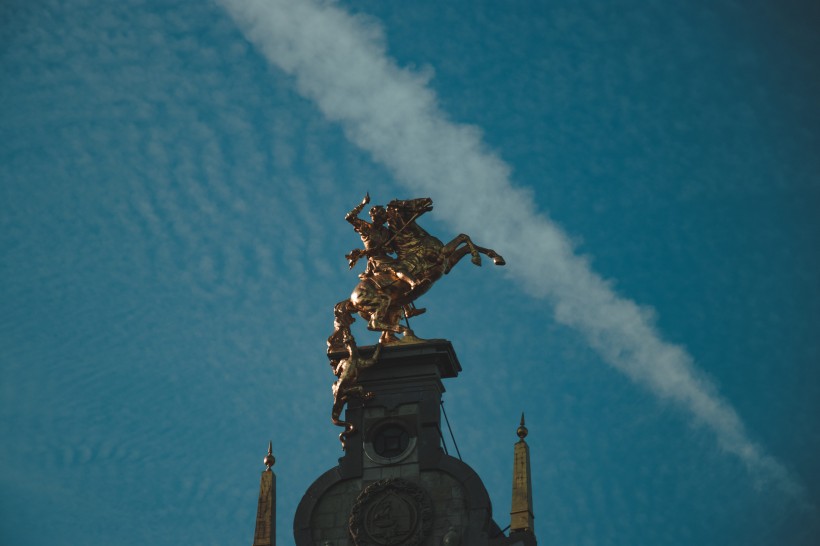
top-left (218, 0), bottom-right (801, 497)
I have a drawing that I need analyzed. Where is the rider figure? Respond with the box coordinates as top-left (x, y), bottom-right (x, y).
top-left (345, 193), bottom-right (420, 289)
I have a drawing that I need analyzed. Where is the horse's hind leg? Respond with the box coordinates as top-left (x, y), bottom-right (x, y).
top-left (365, 293), bottom-right (400, 334)
top-left (379, 330), bottom-right (401, 344)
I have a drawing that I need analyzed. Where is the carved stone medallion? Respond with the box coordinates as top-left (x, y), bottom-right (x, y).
top-left (349, 478), bottom-right (433, 546)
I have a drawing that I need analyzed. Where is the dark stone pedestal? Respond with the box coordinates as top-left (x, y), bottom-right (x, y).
top-left (294, 340), bottom-right (533, 546)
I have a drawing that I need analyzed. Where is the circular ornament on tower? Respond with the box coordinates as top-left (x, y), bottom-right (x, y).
top-left (348, 478), bottom-right (433, 546)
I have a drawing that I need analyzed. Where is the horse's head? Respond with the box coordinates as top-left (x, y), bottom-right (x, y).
top-left (386, 197), bottom-right (433, 229)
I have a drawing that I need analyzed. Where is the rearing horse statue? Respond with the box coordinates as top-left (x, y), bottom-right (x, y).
top-left (328, 196), bottom-right (505, 350)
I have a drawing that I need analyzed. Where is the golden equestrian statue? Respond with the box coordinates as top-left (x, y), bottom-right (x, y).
top-left (329, 194), bottom-right (505, 350)
top-left (327, 194), bottom-right (505, 447)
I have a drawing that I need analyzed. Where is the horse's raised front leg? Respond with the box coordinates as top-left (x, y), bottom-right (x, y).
top-left (472, 243), bottom-right (506, 266)
top-left (442, 234), bottom-right (482, 266)
top-left (443, 245), bottom-right (474, 274)
top-left (442, 235), bottom-right (506, 273)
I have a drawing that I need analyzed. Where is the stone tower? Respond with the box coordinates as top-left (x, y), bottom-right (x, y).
top-left (289, 339), bottom-right (538, 546)
top-left (249, 193), bottom-right (524, 544)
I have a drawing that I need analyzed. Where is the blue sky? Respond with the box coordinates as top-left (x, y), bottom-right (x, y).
top-left (1, 0), bottom-right (818, 544)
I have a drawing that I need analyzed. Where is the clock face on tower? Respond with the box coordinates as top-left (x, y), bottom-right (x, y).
top-left (372, 423), bottom-right (410, 458)
top-left (364, 419), bottom-right (417, 465)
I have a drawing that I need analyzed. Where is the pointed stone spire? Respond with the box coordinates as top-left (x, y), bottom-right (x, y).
top-left (510, 413), bottom-right (535, 534)
top-left (253, 442), bottom-right (276, 546)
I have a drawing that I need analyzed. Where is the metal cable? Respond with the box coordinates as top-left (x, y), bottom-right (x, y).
top-left (440, 400), bottom-right (462, 460)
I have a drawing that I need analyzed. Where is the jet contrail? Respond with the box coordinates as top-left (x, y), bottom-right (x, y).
top-left (218, 0), bottom-right (802, 498)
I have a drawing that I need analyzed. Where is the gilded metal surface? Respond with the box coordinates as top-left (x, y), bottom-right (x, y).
top-left (345, 193), bottom-right (420, 287)
top-left (517, 413), bottom-right (528, 441)
top-left (330, 335), bottom-right (382, 449)
top-left (329, 195), bottom-right (505, 350)
top-left (263, 440), bottom-right (276, 470)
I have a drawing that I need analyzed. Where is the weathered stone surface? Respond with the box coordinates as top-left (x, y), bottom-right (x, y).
top-left (253, 470), bottom-right (275, 546)
top-left (296, 341), bottom-right (535, 545)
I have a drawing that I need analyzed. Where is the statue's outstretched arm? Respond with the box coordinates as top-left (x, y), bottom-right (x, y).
top-left (345, 192), bottom-right (370, 224)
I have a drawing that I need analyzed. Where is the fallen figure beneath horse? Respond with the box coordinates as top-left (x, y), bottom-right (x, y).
top-left (330, 334), bottom-right (382, 450)
top-left (328, 196), bottom-right (505, 352)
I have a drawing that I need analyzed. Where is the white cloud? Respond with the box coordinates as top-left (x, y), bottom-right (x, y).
top-left (217, 0), bottom-right (803, 498)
